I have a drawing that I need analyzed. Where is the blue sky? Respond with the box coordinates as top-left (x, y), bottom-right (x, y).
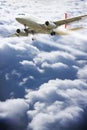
top-left (0, 0), bottom-right (87, 130)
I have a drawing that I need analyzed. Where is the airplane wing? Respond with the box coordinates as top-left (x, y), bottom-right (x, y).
top-left (54, 14), bottom-right (87, 26)
top-left (8, 31), bottom-right (28, 37)
top-left (9, 14), bottom-right (87, 38)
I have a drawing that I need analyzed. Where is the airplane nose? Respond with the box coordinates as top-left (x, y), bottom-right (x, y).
top-left (16, 17), bottom-right (26, 25)
top-left (16, 18), bottom-right (22, 22)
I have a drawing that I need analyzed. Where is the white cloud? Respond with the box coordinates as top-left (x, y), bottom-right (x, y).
top-left (20, 60), bottom-right (36, 67)
top-left (19, 75), bottom-right (34, 86)
top-left (0, 99), bottom-right (29, 130)
top-left (19, 77), bottom-right (29, 86)
top-left (77, 65), bottom-right (87, 79)
top-left (34, 51), bottom-right (75, 63)
top-left (0, 98), bottom-right (28, 118)
top-left (41, 62), bottom-right (68, 69)
top-left (25, 79), bottom-right (87, 130)
top-left (28, 106), bottom-right (83, 130)
top-left (5, 73), bottom-right (10, 80)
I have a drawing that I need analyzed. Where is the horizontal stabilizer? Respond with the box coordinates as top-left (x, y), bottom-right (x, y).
top-left (69, 27), bottom-right (84, 31)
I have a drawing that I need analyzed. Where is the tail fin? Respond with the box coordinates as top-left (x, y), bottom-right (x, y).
top-left (65, 13), bottom-right (68, 29)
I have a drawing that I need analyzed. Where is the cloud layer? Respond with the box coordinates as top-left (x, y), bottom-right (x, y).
top-left (0, 0), bottom-right (87, 130)
top-left (25, 79), bottom-right (87, 130)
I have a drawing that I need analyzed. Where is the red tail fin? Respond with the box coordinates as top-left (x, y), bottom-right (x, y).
top-left (65, 13), bottom-right (67, 28)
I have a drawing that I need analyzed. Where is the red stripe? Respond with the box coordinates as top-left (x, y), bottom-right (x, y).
top-left (65, 13), bottom-right (67, 28)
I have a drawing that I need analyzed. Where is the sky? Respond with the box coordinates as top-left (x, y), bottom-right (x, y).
top-left (0, 0), bottom-right (87, 130)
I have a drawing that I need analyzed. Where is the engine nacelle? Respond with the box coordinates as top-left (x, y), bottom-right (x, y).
top-left (16, 29), bottom-right (28, 36)
top-left (45, 21), bottom-right (56, 29)
top-left (16, 29), bottom-right (21, 33)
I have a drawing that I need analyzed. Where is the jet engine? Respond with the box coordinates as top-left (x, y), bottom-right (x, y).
top-left (16, 29), bottom-right (21, 33)
top-left (45, 21), bottom-right (56, 29)
top-left (16, 29), bottom-right (28, 36)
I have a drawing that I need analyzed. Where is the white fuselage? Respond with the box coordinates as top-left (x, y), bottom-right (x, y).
top-left (16, 17), bottom-right (56, 34)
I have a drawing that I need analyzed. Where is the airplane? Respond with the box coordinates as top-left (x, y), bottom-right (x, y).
top-left (9, 14), bottom-right (87, 38)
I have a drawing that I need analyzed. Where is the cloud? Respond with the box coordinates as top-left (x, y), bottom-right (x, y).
top-left (0, 99), bottom-right (29, 130)
top-left (77, 65), bottom-right (87, 79)
top-left (19, 75), bottom-right (34, 86)
top-left (34, 51), bottom-right (75, 64)
top-left (41, 62), bottom-right (68, 69)
top-left (33, 50), bottom-right (75, 71)
top-left (25, 79), bottom-right (87, 130)
top-left (5, 73), bottom-right (10, 81)
top-left (20, 60), bottom-right (36, 67)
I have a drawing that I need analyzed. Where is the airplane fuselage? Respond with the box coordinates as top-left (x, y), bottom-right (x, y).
top-left (16, 17), bottom-right (56, 34)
